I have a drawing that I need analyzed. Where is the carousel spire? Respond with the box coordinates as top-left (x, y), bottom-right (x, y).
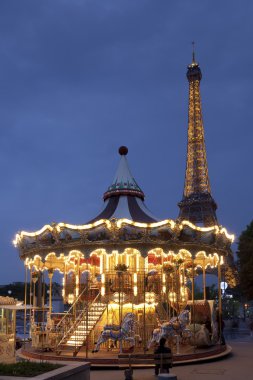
top-left (88, 146), bottom-right (158, 223)
top-left (104, 146), bottom-right (145, 201)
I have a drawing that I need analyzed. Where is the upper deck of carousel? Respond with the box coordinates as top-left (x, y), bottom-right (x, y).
top-left (14, 147), bottom-right (234, 260)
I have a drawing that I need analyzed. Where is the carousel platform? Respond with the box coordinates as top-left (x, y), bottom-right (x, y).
top-left (18, 343), bottom-right (231, 369)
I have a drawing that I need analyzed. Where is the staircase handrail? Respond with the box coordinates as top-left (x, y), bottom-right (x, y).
top-left (73, 290), bottom-right (105, 356)
top-left (56, 289), bottom-right (104, 350)
top-left (55, 286), bottom-right (88, 330)
top-left (66, 290), bottom-right (102, 336)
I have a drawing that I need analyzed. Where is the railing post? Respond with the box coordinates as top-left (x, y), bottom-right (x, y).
top-left (143, 273), bottom-right (147, 353)
top-left (85, 280), bottom-right (89, 358)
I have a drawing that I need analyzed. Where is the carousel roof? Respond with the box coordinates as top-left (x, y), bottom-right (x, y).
top-left (14, 146), bottom-right (234, 260)
top-left (88, 146), bottom-right (158, 223)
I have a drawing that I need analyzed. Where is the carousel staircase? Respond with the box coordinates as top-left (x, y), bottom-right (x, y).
top-left (56, 291), bottom-right (106, 356)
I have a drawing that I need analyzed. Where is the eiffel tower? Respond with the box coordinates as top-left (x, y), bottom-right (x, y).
top-left (178, 48), bottom-right (218, 226)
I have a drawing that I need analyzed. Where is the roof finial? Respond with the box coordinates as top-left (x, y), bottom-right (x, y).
top-left (192, 41), bottom-right (196, 63)
top-left (119, 146), bottom-right (128, 156)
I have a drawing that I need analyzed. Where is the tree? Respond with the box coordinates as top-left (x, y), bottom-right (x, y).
top-left (0, 282), bottom-right (30, 301)
top-left (237, 221), bottom-right (253, 301)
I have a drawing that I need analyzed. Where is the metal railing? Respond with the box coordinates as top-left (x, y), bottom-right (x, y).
top-left (55, 289), bottom-right (105, 354)
top-left (55, 286), bottom-right (88, 331)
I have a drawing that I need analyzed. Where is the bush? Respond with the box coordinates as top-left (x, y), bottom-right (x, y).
top-left (0, 361), bottom-right (62, 377)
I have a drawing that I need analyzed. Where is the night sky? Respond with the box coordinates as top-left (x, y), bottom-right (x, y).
top-left (0, 1), bottom-right (252, 284)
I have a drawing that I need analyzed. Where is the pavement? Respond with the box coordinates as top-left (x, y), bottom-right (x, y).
top-left (91, 329), bottom-right (253, 380)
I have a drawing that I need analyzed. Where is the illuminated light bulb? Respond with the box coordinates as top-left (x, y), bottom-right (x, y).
top-left (68, 294), bottom-right (74, 304)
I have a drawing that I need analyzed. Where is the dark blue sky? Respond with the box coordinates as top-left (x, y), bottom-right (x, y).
top-left (0, 1), bottom-right (252, 283)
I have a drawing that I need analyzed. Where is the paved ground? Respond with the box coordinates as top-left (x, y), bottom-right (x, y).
top-left (91, 331), bottom-right (253, 380)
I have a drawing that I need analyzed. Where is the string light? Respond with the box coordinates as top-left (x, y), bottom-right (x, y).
top-left (13, 217), bottom-right (234, 248)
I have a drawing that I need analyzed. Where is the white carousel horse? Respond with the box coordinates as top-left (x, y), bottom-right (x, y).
top-left (165, 310), bottom-right (190, 333)
top-left (147, 310), bottom-right (190, 349)
top-left (92, 312), bottom-right (135, 353)
top-left (188, 323), bottom-right (211, 347)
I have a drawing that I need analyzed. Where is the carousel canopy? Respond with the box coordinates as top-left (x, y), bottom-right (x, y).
top-left (88, 146), bottom-right (158, 223)
top-left (14, 146), bottom-right (234, 261)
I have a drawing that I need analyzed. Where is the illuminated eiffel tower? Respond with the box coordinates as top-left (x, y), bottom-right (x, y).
top-left (178, 47), bottom-right (218, 226)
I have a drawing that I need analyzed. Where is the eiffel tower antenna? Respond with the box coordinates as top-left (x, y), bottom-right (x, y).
top-left (192, 41), bottom-right (195, 63)
top-left (178, 52), bottom-right (218, 226)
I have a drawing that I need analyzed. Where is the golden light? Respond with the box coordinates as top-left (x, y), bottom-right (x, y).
top-left (14, 218), bottom-right (234, 248)
top-left (169, 292), bottom-right (177, 302)
top-left (145, 292), bottom-right (155, 304)
top-left (67, 294), bottom-right (74, 304)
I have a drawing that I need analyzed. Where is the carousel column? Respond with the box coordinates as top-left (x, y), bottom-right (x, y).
top-left (217, 257), bottom-right (222, 344)
top-left (23, 264), bottom-right (28, 348)
top-left (117, 271), bottom-right (122, 326)
top-left (191, 258), bottom-right (196, 349)
top-left (176, 260), bottom-right (181, 315)
top-left (32, 272), bottom-right (38, 308)
top-left (31, 271), bottom-right (38, 331)
top-left (62, 268), bottom-right (66, 304)
top-left (168, 273), bottom-right (171, 320)
top-left (143, 273), bottom-right (147, 353)
top-left (85, 272), bottom-right (90, 359)
top-left (162, 270), bottom-right (168, 318)
top-left (203, 259), bottom-right (206, 301)
top-left (29, 269), bottom-right (32, 337)
top-left (76, 256), bottom-right (80, 300)
top-left (116, 267), bottom-right (124, 354)
top-left (143, 256), bottom-right (148, 353)
top-left (175, 261), bottom-right (179, 315)
top-left (168, 261), bottom-right (172, 320)
top-left (161, 253), bottom-right (167, 317)
top-left (182, 260), bottom-right (186, 306)
top-left (13, 309), bottom-right (17, 352)
top-left (48, 269), bottom-right (54, 315)
top-left (36, 272), bottom-right (43, 324)
top-left (37, 271), bottom-right (43, 308)
top-left (172, 264), bottom-right (175, 317)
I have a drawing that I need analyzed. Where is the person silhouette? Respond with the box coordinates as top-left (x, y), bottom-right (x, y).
top-left (154, 337), bottom-right (172, 375)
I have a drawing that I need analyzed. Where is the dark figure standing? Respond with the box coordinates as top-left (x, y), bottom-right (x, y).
top-left (154, 337), bottom-right (172, 375)
top-left (216, 312), bottom-right (226, 345)
top-left (249, 319), bottom-right (253, 338)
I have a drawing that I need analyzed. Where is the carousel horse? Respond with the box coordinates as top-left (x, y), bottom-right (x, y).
top-left (92, 312), bottom-right (135, 353)
top-left (147, 310), bottom-right (190, 349)
top-left (188, 323), bottom-right (211, 347)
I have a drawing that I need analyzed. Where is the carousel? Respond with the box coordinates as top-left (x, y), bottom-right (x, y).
top-left (14, 55), bottom-right (236, 364)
